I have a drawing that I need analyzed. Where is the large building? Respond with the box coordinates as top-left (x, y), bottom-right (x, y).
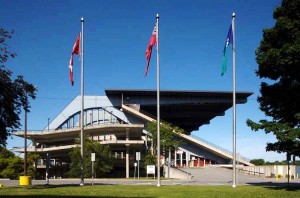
top-left (13, 89), bottom-right (253, 179)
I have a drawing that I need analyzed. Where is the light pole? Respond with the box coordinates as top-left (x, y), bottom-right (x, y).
top-left (24, 109), bottom-right (27, 176)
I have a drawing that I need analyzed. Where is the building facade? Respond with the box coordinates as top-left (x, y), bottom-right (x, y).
top-left (13, 89), bottom-right (253, 179)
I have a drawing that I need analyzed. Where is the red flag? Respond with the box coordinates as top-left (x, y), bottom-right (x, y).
top-left (144, 25), bottom-right (157, 77)
top-left (69, 33), bottom-right (80, 86)
top-left (72, 34), bottom-right (80, 55)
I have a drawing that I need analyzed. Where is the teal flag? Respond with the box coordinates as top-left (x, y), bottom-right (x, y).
top-left (221, 24), bottom-right (233, 76)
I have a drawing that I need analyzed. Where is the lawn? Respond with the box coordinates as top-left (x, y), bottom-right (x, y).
top-left (0, 185), bottom-right (300, 198)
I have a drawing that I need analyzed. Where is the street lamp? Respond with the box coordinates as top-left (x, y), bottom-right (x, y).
top-left (24, 86), bottom-right (37, 177)
top-left (24, 109), bottom-right (28, 176)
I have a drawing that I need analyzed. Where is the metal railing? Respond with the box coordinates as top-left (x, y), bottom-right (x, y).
top-left (190, 134), bottom-right (250, 163)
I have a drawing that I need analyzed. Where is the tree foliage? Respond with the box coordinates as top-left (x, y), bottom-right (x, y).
top-left (250, 159), bottom-right (300, 166)
top-left (247, 0), bottom-right (300, 157)
top-left (250, 159), bottom-right (265, 166)
top-left (0, 28), bottom-right (37, 146)
top-left (146, 121), bottom-right (183, 152)
top-left (0, 147), bottom-right (40, 179)
top-left (143, 152), bottom-right (157, 169)
top-left (67, 136), bottom-right (114, 178)
top-left (26, 153), bottom-right (41, 179)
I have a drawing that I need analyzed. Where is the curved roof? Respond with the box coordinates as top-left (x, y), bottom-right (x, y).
top-left (105, 89), bottom-right (253, 133)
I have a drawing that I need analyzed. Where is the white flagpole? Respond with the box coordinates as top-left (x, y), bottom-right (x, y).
top-left (232, 12), bottom-right (237, 188)
top-left (156, 13), bottom-right (161, 187)
top-left (80, 17), bottom-right (85, 186)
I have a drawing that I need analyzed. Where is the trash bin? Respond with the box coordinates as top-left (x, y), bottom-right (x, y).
top-left (20, 176), bottom-right (32, 186)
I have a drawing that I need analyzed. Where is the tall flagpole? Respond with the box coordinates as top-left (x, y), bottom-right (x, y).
top-left (232, 12), bottom-right (237, 188)
top-left (156, 13), bottom-right (161, 187)
top-left (80, 17), bottom-right (85, 186)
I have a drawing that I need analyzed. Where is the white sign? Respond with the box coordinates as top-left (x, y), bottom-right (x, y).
top-left (134, 163), bottom-right (137, 167)
top-left (147, 165), bottom-right (155, 174)
top-left (91, 153), bottom-right (95, 162)
top-left (136, 152), bottom-right (141, 161)
top-left (177, 150), bottom-right (183, 154)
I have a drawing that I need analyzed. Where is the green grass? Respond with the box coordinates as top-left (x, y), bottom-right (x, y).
top-left (0, 185), bottom-right (300, 198)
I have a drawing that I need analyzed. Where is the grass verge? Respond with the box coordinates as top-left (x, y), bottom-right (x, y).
top-left (0, 185), bottom-right (300, 197)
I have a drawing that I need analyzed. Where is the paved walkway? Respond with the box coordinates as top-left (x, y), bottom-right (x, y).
top-left (1, 166), bottom-right (299, 187)
top-left (180, 166), bottom-right (300, 186)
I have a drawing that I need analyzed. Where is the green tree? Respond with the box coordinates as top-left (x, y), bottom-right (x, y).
top-left (1, 157), bottom-right (23, 179)
top-left (0, 147), bottom-right (40, 179)
top-left (0, 28), bottom-right (37, 146)
top-left (0, 147), bottom-right (23, 179)
top-left (249, 159), bottom-right (265, 166)
top-left (67, 136), bottom-right (113, 178)
top-left (247, 0), bottom-right (300, 157)
top-left (27, 153), bottom-right (41, 179)
top-left (146, 121), bottom-right (183, 154)
top-left (0, 147), bottom-right (22, 179)
top-left (143, 152), bottom-right (157, 169)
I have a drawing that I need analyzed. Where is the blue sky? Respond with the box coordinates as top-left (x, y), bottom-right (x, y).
top-left (1, 0), bottom-right (287, 162)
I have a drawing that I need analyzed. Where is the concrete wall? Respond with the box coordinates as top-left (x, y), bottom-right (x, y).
top-left (241, 165), bottom-right (300, 178)
top-left (164, 166), bottom-right (193, 180)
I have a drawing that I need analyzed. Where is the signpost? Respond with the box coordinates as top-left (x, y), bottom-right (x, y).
top-left (134, 163), bottom-right (137, 180)
top-left (136, 152), bottom-right (140, 182)
top-left (91, 153), bottom-right (95, 185)
top-left (147, 165), bottom-right (156, 179)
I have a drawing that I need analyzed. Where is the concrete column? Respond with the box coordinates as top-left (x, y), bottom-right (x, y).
top-left (174, 151), bottom-right (177, 167)
top-left (186, 152), bottom-right (189, 167)
top-left (103, 109), bottom-right (105, 124)
top-left (126, 145), bottom-right (130, 178)
top-left (197, 158), bottom-right (200, 167)
top-left (180, 152), bottom-right (183, 167)
top-left (125, 128), bottom-right (130, 178)
top-left (46, 153), bottom-right (50, 184)
top-left (53, 159), bottom-right (56, 179)
top-left (126, 128), bottom-right (130, 141)
top-left (32, 140), bottom-right (36, 151)
top-left (61, 159), bottom-right (63, 178)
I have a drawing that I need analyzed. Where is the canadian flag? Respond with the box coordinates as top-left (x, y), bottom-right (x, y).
top-left (69, 33), bottom-right (80, 86)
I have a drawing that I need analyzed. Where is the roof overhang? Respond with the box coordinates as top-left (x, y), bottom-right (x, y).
top-left (105, 89), bottom-right (253, 133)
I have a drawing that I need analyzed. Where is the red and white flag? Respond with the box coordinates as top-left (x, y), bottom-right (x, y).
top-left (144, 25), bottom-right (157, 77)
top-left (69, 33), bottom-right (80, 86)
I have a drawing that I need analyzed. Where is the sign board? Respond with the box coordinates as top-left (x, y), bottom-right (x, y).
top-left (177, 150), bottom-right (183, 154)
top-left (91, 153), bottom-right (95, 162)
top-left (136, 152), bottom-right (141, 161)
top-left (147, 165), bottom-right (155, 174)
top-left (192, 157), bottom-right (195, 161)
top-left (134, 163), bottom-right (137, 167)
